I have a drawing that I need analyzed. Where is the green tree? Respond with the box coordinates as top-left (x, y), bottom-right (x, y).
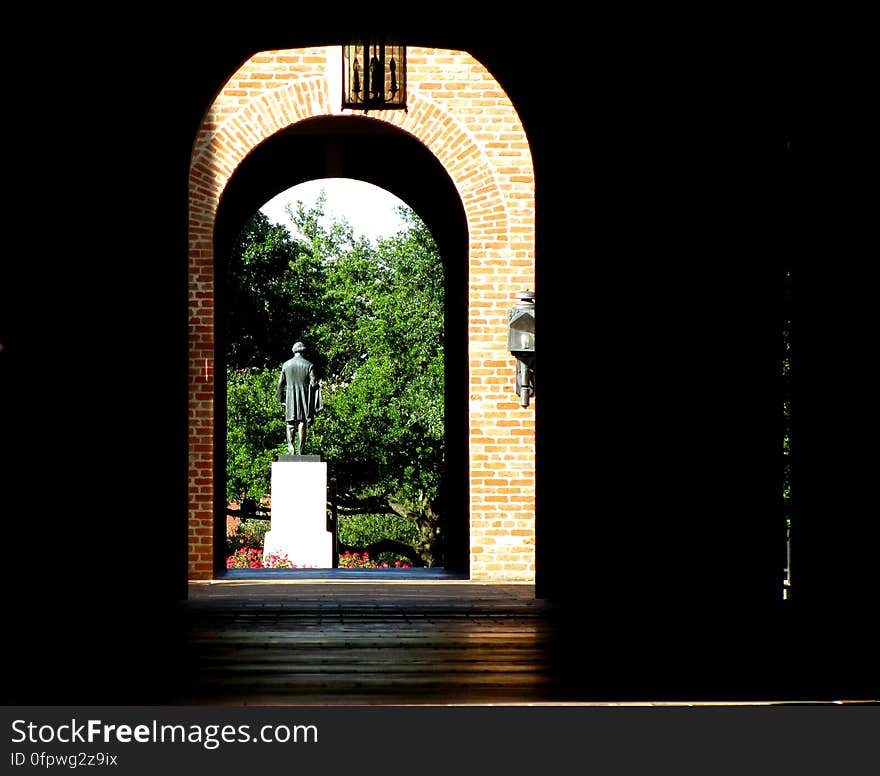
top-left (225, 211), bottom-right (325, 369)
top-left (225, 366), bottom-right (287, 501)
top-left (225, 199), bottom-right (446, 565)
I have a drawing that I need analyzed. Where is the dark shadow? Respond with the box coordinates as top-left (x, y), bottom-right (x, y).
top-left (7, 19), bottom-right (877, 706)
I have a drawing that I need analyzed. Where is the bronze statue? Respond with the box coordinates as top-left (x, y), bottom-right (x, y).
top-left (277, 342), bottom-right (322, 455)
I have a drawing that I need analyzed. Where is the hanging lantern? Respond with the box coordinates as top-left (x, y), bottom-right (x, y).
top-left (343, 41), bottom-right (406, 110)
top-left (507, 291), bottom-right (535, 408)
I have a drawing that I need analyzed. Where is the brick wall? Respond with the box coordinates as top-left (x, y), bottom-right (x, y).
top-left (189, 46), bottom-right (535, 581)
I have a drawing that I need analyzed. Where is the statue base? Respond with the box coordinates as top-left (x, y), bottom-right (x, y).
top-left (264, 459), bottom-right (331, 568)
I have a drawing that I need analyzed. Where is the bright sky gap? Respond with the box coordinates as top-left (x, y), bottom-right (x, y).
top-left (260, 178), bottom-right (409, 242)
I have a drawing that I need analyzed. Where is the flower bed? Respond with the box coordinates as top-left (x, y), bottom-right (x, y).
top-left (226, 547), bottom-right (295, 569)
top-left (225, 548), bottom-right (411, 570)
top-left (338, 551), bottom-right (410, 569)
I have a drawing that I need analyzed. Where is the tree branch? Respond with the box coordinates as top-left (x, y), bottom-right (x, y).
top-left (338, 539), bottom-right (423, 566)
top-left (334, 492), bottom-right (395, 515)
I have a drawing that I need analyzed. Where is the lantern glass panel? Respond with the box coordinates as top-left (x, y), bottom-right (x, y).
top-left (508, 311), bottom-right (535, 354)
top-left (343, 45), bottom-right (365, 107)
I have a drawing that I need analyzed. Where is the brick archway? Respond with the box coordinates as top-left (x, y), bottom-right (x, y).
top-left (188, 47), bottom-right (535, 581)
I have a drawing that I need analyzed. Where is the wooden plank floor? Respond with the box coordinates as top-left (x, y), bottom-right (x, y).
top-left (179, 581), bottom-right (562, 705)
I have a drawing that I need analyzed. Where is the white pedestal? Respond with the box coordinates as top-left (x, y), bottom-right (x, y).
top-left (264, 458), bottom-right (332, 568)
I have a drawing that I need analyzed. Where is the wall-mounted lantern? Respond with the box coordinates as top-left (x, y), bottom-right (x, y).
top-left (507, 290), bottom-right (535, 407)
top-left (342, 41), bottom-right (406, 111)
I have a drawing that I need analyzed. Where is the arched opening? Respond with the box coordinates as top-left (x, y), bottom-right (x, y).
top-left (188, 46), bottom-right (536, 584)
top-left (212, 117), bottom-right (470, 576)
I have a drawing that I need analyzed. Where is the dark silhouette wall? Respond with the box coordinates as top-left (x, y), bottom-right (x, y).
top-left (3, 14), bottom-right (875, 702)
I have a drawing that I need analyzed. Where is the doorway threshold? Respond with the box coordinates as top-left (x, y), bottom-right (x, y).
top-left (218, 567), bottom-right (467, 582)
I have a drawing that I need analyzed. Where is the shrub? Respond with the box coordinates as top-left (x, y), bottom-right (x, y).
top-left (238, 519), bottom-right (269, 549)
top-left (337, 512), bottom-right (419, 548)
top-left (226, 518), bottom-right (270, 556)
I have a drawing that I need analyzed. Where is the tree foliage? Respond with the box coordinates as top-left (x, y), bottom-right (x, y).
top-left (225, 211), bottom-right (325, 369)
top-left (226, 367), bottom-right (287, 500)
top-left (225, 196), bottom-right (446, 565)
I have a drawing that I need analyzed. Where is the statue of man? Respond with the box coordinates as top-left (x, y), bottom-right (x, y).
top-left (277, 342), bottom-right (322, 455)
